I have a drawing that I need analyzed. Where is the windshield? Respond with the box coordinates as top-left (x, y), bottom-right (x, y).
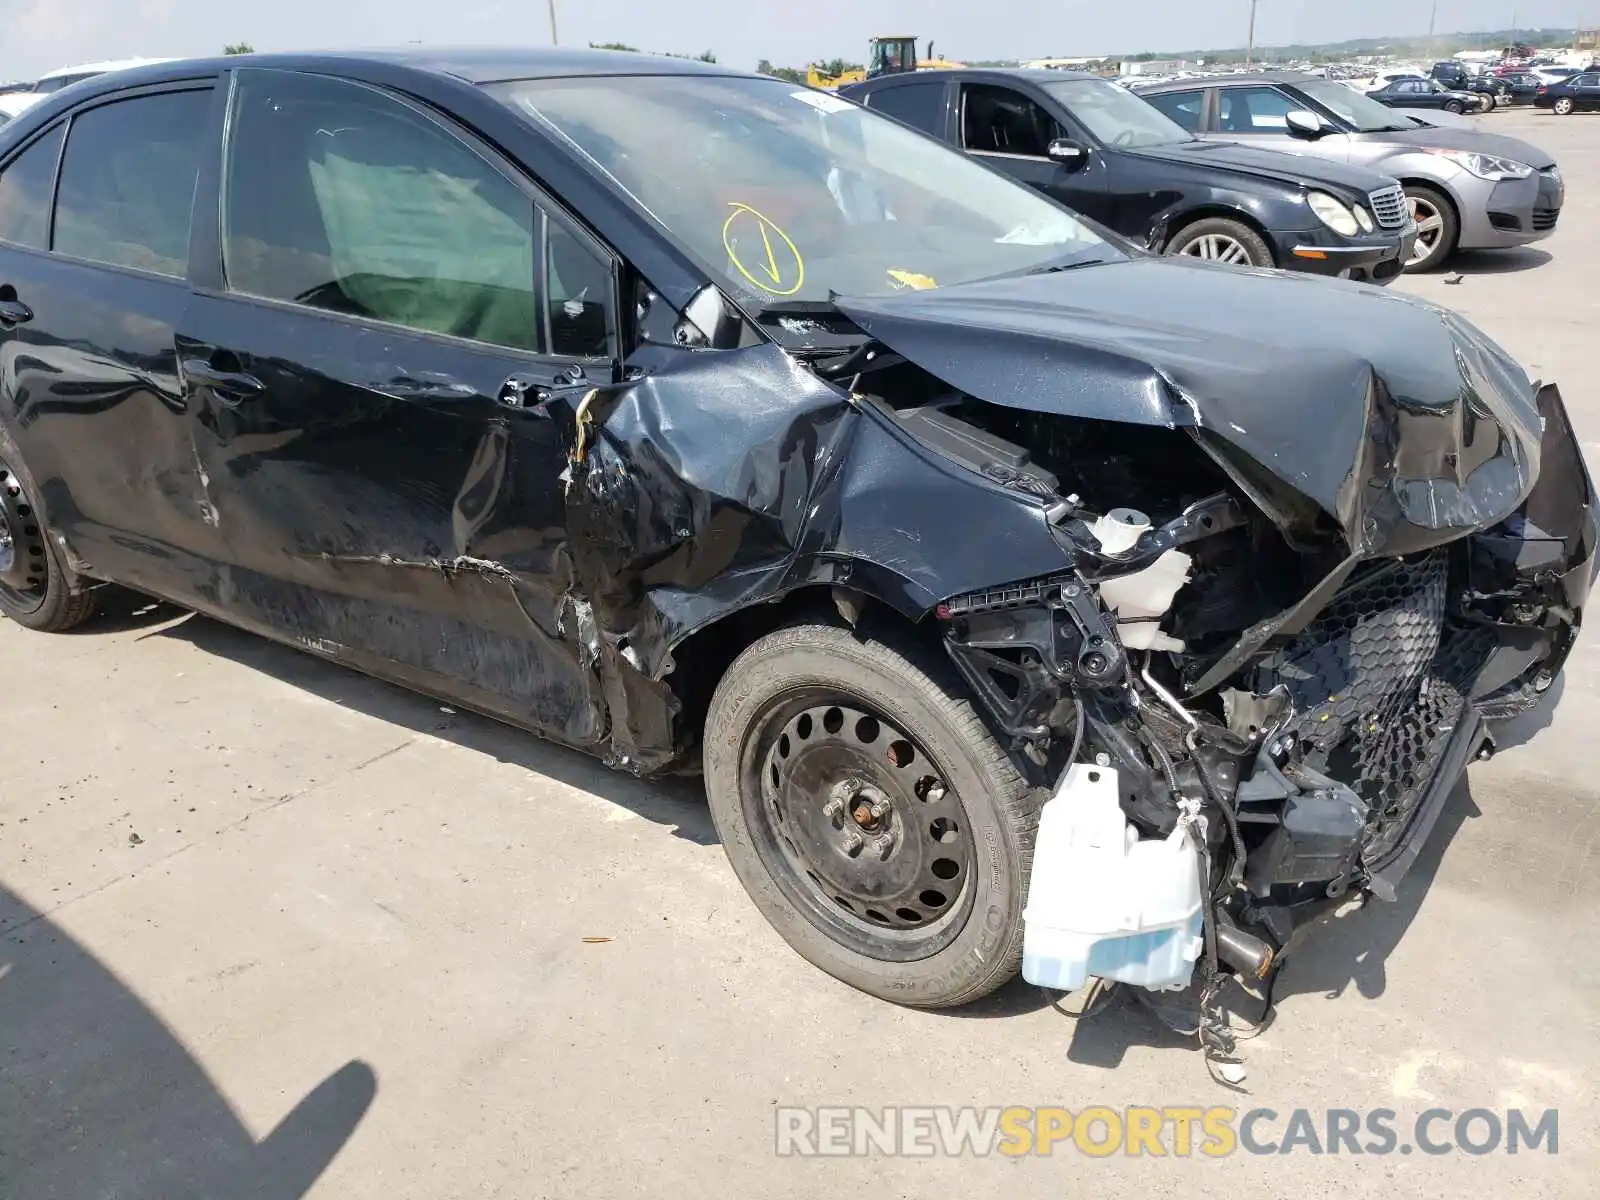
top-left (1042, 78), bottom-right (1193, 147)
top-left (1293, 79), bottom-right (1415, 132)
top-left (486, 75), bottom-right (1112, 305)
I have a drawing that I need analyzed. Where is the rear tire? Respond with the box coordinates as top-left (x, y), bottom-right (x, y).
top-left (1554, 96), bottom-right (1575, 115)
top-left (1165, 217), bottom-right (1274, 268)
top-left (0, 426), bottom-right (97, 632)
top-left (1480, 93), bottom-right (1497, 112)
top-left (703, 622), bottom-right (1040, 1008)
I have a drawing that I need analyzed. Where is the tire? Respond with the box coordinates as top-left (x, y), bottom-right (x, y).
top-left (1445, 100), bottom-right (1465, 114)
top-left (0, 424), bottom-right (97, 632)
top-left (1480, 93), bottom-right (1497, 112)
top-left (1402, 184), bottom-right (1459, 273)
top-left (703, 622), bottom-right (1040, 1008)
top-left (1554, 97), bottom-right (1575, 115)
top-left (1164, 217), bottom-right (1274, 268)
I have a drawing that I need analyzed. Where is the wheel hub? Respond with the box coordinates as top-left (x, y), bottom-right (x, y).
top-left (1180, 234), bottom-right (1250, 265)
top-left (761, 703), bottom-right (971, 932)
top-left (0, 461), bottom-right (47, 610)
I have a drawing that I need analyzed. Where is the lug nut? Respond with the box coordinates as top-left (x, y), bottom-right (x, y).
top-left (867, 797), bottom-right (892, 820)
top-left (842, 829), bottom-right (865, 855)
top-left (870, 831), bottom-right (896, 858)
top-left (822, 797), bottom-right (844, 820)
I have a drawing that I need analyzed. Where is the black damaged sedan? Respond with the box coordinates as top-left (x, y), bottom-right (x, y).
top-left (0, 51), bottom-right (1593, 1036)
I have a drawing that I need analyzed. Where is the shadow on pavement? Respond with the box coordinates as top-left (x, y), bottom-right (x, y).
top-left (1046, 777), bottom-right (1484, 1066)
top-left (151, 611), bottom-right (719, 846)
top-left (1270, 779), bottom-right (1479, 1003)
top-left (0, 884), bottom-right (376, 1199)
top-left (1443, 247), bottom-right (1554, 276)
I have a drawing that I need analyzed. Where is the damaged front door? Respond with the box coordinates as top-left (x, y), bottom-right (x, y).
top-left (176, 67), bottom-right (620, 742)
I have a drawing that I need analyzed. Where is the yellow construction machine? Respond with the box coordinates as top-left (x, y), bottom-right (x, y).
top-left (806, 36), bottom-right (964, 90)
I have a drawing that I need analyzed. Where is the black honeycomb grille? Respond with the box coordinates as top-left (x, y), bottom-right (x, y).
top-left (1257, 552), bottom-right (1468, 861)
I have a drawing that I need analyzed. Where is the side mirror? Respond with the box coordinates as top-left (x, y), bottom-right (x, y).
top-left (1047, 138), bottom-right (1090, 172)
top-left (1285, 110), bottom-right (1324, 138)
top-left (677, 284), bottom-right (744, 350)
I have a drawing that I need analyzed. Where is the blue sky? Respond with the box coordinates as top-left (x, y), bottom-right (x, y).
top-left (6, 0), bottom-right (1595, 79)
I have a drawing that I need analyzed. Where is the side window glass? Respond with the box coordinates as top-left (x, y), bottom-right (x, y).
top-left (224, 69), bottom-right (539, 352)
top-left (1218, 87), bottom-right (1294, 132)
top-left (1146, 91), bottom-right (1204, 132)
top-left (961, 84), bottom-right (1060, 157)
top-left (0, 124), bottom-right (66, 250)
top-left (545, 219), bottom-right (612, 358)
top-left (866, 82), bottom-right (946, 135)
top-left (53, 91), bottom-right (211, 276)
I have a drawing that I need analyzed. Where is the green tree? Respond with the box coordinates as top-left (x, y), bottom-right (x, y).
top-left (815, 58), bottom-right (862, 78)
top-left (589, 41), bottom-right (640, 52)
top-left (224, 42), bottom-right (254, 55)
top-left (757, 58), bottom-right (806, 84)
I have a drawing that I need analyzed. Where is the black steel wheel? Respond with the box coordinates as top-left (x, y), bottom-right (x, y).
top-left (704, 622), bottom-right (1040, 1008)
top-left (0, 457), bottom-right (49, 616)
top-left (0, 442), bottom-right (96, 631)
top-left (751, 698), bottom-right (975, 953)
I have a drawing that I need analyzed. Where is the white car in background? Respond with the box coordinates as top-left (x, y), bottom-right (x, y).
top-left (0, 58), bottom-right (174, 122)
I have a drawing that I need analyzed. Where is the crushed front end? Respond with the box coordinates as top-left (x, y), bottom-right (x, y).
top-left (928, 374), bottom-right (1595, 1072)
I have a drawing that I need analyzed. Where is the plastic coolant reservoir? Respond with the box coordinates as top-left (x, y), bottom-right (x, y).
top-left (1096, 549), bottom-right (1192, 652)
top-left (1021, 765), bottom-right (1204, 992)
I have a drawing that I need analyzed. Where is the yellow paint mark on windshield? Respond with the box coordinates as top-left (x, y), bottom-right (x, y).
top-left (722, 203), bottom-right (805, 296)
top-left (887, 269), bottom-right (938, 291)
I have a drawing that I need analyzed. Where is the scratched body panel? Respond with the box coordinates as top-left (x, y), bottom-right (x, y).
top-left (174, 291), bottom-right (608, 746)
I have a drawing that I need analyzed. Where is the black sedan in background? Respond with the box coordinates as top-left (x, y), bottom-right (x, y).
top-left (1536, 71), bottom-right (1600, 114)
top-left (1367, 76), bottom-right (1482, 113)
top-left (842, 68), bottom-right (1414, 282)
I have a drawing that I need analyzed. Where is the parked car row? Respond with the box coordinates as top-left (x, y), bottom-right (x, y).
top-left (1134, 72), bottom-right (1563, 271)
top-left (842, 69), bottom-right (1415, 282)
top-left (0, 50), bottom-right (1589, 1035)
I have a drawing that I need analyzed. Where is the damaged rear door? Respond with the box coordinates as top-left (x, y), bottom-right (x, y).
top-left (176, 67), bottom-right (619, 741)
top-left (0, 81), bottom-right (224, 599)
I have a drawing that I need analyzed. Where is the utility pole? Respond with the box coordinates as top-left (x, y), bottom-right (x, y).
top-left (1245, 0), bottom-right (1258, 66)
top-left (547, 0), bottom-right (559, 45)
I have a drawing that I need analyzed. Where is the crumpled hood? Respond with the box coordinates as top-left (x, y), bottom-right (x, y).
top-left (1128, 139), bottom-right (1395, 196)
top-left (1373, 122), bottom-right (1558, 169)
top-left (835, 257), bottom-right (1546, 554)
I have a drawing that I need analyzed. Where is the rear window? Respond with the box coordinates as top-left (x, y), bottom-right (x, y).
top-left (53, 89), bottom-right (211, 276)
top-left (864, 81), bottom-right (947, 135)
top-left (1145, 90), bottom-right (1204, 132)
top-left (0, 124), bottom-right (65, 249)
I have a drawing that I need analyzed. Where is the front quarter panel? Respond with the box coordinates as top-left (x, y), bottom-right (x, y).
top-left (561, 343), bottom-right (1077, 769)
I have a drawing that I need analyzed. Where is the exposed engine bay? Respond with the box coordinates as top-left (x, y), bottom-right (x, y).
top-left (820, 304), bottom-right (1598, 1079)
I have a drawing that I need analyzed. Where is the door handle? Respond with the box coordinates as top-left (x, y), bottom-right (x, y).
top-left (0, 298), bottom-right (32, 326)
top-left (182, 358), bottom-right (265, 407)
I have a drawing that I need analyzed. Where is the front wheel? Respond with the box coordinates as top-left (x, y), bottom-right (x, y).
top-left (1403, 184), bottom-right (1458, 272)
top-left (1165, 217), bottom-right (1274, 268)
top-left (1554, 96), bottom-right (1575, 115)
top-left (703, 623), bottom-right (1040, 1008)
top-left (1444, 100), bottom-right (1465, 114)
top-left (1480, 93), bottom-right (1497, 112)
